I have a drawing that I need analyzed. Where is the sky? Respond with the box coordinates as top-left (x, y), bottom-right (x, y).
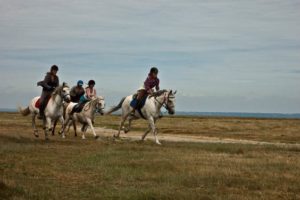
top-left (0, 0), bottom-right (299, 113)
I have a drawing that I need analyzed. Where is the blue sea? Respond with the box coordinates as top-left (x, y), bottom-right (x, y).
top-left (2, 108), bottom-right (300, 119)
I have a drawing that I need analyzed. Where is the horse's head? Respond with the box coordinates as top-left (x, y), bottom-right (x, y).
top-left (95, 96), bottom-right (105, 115)
top-left (165, 90), bottom-right (176, 115)
top-left (154, 89), bottom-right (177, 115)
top-left (59, 82), bottom-right (71, 103)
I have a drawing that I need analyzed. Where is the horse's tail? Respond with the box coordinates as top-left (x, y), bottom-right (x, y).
top-left (18, 106), bottom-right (30, 116)
top-left (105, 97), bottom-right (126, 115)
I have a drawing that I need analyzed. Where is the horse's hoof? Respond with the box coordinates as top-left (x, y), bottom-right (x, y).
top-left (95, 135), bottom-right (99, 140)
top-left (62, 136), bottom-right (66, 139)
top-left (33, 131), bottom-right (39, 138)
top-left (74, 134), bottom-right (77, 137)
top-left (156, 141), bottom-right (162, 145)
top-left (124, 129), bottom-right (129, 134)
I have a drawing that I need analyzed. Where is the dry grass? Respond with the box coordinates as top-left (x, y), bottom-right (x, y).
top-left (0, 112), bottom-right (300, 200)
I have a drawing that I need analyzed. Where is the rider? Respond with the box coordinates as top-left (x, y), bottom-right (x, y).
top-left (85, 80), bottom-right (97, 100)
top-left (37, 65), bottom-right (59, 119)
top-left (132, 67), bottom-right (160, 113)
top-left (71, 80), bottom-right (97, 115)
top-left (70, 80), bottom-right (85, 103)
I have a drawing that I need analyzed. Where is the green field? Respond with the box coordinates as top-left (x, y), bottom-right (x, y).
top-left (1, 113), bottom-right (300, 200)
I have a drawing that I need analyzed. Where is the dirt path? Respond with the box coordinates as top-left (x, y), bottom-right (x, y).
top-left (95, 127), bottom-right (300, 148)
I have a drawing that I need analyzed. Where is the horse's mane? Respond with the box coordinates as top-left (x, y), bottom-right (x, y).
top-left (52, 85), bottom-right (63, 99)
top-left (52, 83), bottom-right (69, 99)
top-left (83, 96), bottom-right (101, 111)
top-left (151, 89), bottom-right (168, 97)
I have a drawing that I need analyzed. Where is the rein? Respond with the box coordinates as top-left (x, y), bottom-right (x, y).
top-left (154, 92), bottom-right (169, 110)
top-left (52, 87), bottom-right (70, 105)
top-left (83, 97), bottom-right (104, 112)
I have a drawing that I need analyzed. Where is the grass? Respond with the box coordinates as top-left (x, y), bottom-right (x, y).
top-left (0, 112), bottom-right (300, 200)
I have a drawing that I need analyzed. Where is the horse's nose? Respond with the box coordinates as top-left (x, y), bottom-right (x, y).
top-left (65, 97), bottom-right (71, 103)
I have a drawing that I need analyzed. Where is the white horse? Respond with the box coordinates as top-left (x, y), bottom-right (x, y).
top-left (63, 96), bottom-right (105, 139)
top-left (105, 90), bottom-right (176, 145)
top-left (18, 83), bottom-right (71, 140)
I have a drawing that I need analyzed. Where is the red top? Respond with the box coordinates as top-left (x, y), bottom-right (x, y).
top-left (144, 74), bottom-right (160, 92)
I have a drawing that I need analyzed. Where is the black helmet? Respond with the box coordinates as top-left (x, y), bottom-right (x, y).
top-left (51, 65), bottom-right (59, 71)
top-left (88, 80), bottom-right (95, 86)
top-left (150, 67), bottom-right (158, 74)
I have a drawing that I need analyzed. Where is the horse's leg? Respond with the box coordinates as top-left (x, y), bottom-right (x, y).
top-left (58, 116), bottom-right (65, 138)
top-left (87, 118), bottom-right (99, 139)
top-left (115, 112), bottom-right (130, 138)
top-left (148, 117), bottom-right (161, 145)
top-left (124, 117), bottom-right (133, 134)
top-left (141, 124), bottom-right (151, 141)
top-left (73, 121), bottom-right (77, 137)
top-left (44, 117), bottom-right (51, 140)
top-left (32, 113), bottom-right (39, 137)
top-left (52, 119), bottom-right (57, 136)
top-left (81, 124), bottom-right (87, 139)
top-left (62, 113), bottom-right (71, 135)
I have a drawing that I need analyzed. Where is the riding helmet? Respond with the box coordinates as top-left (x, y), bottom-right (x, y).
top-left (77, 80), bottom-right (84, 86)
top-left (150, 67), bottom-right (158, 74)
top-left (88, 80), bottom-right (95, 86)
top-left (51, 65), bottom-right (59, 71)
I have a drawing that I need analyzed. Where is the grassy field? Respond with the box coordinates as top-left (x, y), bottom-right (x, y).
top-left (0, 112), bottom-right (300, 200)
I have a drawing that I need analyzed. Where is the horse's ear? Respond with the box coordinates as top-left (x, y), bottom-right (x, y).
top-left (174, 90), bottom-right (177, 95)
top-left (62, 82), bottom-right (67, 87)
top-left (170, 90), bottom-right (173, 94)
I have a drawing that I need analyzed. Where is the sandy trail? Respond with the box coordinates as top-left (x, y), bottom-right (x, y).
top-left (95, 127), bottom-right (300, 148)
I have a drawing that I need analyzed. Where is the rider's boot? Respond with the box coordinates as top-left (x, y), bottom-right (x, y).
top-left (131, 99), bottom-right (140, 116)
top-left (37, 109), bottom-right (44, 119)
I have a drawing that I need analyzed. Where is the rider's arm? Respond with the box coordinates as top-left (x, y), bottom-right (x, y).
top-left (85, 88), bottom-right (93, 100)
top-left (37, 74), bottom-right (52, 90)
top-left (155, 78), bottom-right (160, 91)
top-left (94, 89), bottom-right (97, 97)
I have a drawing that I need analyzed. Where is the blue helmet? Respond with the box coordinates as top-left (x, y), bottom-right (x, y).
top-left (77, 80), bottom-right (84, 86)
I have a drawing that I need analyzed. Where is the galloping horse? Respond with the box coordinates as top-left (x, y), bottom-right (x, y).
top-left (18, 83), bottom-right (71, 140)
top-left (63, 96), bottom-right (105, 139)
top-left (105, 90), bottom-right (176, 145)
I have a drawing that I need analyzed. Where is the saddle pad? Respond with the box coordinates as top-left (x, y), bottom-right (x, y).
top-left (35, 96), bottom-right (51, 109)
top-left (130, 94), bottom-right (148, 109)
top-left (72, 102), bottom-right (86, 113)
top-left (35, 98), bottom-right (41, 108)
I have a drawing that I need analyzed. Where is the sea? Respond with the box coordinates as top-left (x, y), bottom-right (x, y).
top-left (2, 108), bottom-right (300, 119)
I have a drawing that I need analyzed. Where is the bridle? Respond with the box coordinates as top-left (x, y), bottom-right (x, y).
top-left (53, 87), bottom-right (70, 105)
top-left (84, 97), bottom-right (105, 113)
top-left (154, 91), bottom-right (173, 112)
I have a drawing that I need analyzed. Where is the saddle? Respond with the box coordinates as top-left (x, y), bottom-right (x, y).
top-left (35, 96), bottom-right (51, 108)
top-left (71, 102), bottom-right (87, 113)
top-left (130, 93), bottom-right (148, 110)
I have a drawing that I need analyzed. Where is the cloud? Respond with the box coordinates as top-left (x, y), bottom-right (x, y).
top-left (0, 0), bottom-right (300, 112)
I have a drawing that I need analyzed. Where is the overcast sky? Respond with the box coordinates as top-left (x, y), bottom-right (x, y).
top-left (0, 0), bottom-right (299, 113)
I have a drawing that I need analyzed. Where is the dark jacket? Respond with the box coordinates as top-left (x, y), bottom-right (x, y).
top-left (37, 72), bottom-right (59, 92)
top-left (70, 86), bottom-right (85, 103)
